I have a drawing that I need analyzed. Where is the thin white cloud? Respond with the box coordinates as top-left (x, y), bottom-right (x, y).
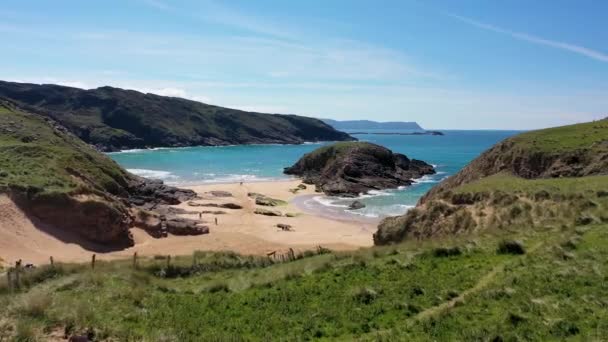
top-left (447, 13), bottom-right (608, 63)
top-left (139, 0), bottom-right (172, 11)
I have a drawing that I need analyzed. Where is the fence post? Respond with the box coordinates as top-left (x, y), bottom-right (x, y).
top-left (14, 260), bottom-right (21, 290)
top-left (133, 252), bottom-right (138, 269)
top-left (91, 254), bottom-right (96, 270)
top-left (6, 270), bottom-right (12, 293)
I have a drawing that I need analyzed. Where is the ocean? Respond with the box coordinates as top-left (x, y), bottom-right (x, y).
top-left (109, 130), bottom-right (519, 219)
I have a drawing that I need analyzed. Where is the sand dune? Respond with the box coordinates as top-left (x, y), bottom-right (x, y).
top-left (0, 180), bottom-right (375, 266)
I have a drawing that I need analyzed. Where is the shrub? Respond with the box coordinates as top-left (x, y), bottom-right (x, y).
top-left (206, 282), bottom-right (230, 293)
top-left (575, 215), bottom-right (594, 226)
top-left (433, 246), bottom-right (462, 257)
top-left (352, 287), bottom-right (378, 304)
top-left (497, 240), bottom-right (526, 255)
top-left (596, 190), bottom-right (608, 198)
top-left (15, 320), bottom-right (38, 342)
top-left (446, 290), bottom-right (459, 300)
top-left (19, 291), bottom-right (52, 318)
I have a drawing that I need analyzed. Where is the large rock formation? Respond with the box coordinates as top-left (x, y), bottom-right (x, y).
top-left (284, 142), bottom-right (435, 196)
top-left (374, 119), bottom-right (608, 245)
top-left (0, 100), bottom-right (197, 247)
top-left (0, 80), bottom-right (355, 152)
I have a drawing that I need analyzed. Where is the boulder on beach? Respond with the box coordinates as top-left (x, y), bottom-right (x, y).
top-left (209, 190), bottom-right (233, 197)
top-left (187, 201), bottom-right (243, 209)
top-left (284, 142), bottom-right (435, 196)
top-left (349, 201), bottom-right (366, 210)
top-left (277, 223), bottom-right (292, 231)
top-left (248, 193), bottom-right (287, 206)
top-left (254, 208), bottom-right (283, 216)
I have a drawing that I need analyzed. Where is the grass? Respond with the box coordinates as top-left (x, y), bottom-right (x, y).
top-left (510, 118), bottom-right (608, 152)
top-left (1, 223), bottom-right (606, 340)
top-left (455, 172), bottom-right (608, 195)
top-left (0, 101), bottom-right (132, 197)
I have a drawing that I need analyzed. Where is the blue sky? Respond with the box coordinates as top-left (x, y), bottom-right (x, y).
top-left (1, 0), bottom-right (607, 129)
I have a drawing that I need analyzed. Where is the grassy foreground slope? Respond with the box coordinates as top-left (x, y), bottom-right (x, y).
top-left (375, 119), bottom-right (608, 244)
top-left (1, 222), bottom-right (607, 340)
top-left (0, 81), bottom-right (354, 152)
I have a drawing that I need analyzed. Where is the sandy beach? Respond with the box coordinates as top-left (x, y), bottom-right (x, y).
top-left (0, 180), bottom-right (376, 266)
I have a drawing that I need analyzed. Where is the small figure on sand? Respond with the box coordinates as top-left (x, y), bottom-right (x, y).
top-left (199, 212), bottom-right (202, 219)
top-left (240, 181), bottom-right (243, 186)
top-left (215, 217), bottom-right (218, 225)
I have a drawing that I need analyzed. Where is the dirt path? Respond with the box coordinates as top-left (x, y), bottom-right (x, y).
top-left (414, 241), bottom-right (543, 321)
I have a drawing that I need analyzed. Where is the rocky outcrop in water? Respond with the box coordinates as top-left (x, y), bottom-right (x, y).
top-left (284, 142), bottom-right (435, 196)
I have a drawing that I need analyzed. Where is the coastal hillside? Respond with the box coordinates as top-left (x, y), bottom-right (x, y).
top-left (0, 81), bottom-right (354, 152)
top-left (375, 120), bottom-right (608, 244)
top-left (2, 211), bottom-right (607, 340)
top-left (323, 119), bottom-right (423, 131)
top-left (284, 141), bottom-right (435, 196)
top-left (0, 100), bottom-right (196, 247)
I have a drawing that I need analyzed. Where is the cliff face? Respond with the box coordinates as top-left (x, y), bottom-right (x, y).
top-left (375, 120), bottom-right (608, 245)
top-left (0, 100), bottom-right (196, 247)
top-left (284, 142), bottom-right (435, 196)
top-left (0, 81), bottom-right (354, 152)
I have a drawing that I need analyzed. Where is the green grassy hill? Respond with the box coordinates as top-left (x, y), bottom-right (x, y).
top-left (0, 81), bottom-right (354, 152)
top-left (375, 119), bottom-right (608, 245)
top-left (0, 100), bottom-right (195, 246)
top-left (0, 100), bottom-right (136, 245)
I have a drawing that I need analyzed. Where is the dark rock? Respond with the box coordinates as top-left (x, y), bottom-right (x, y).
top-left (166, 218), bottom-right (209, 236)
top-left (497, 240), bottom-right (526, 255)
top-left (254, 208), bottom-right (282, 216)
top-left (209, 190), bottom-right (232, 197)
top-left (297, 184), bottom-right (307, 190)
top-left (200, 210), bottom-right (227, 215)
top-left (349, 200), bottom-right (366, 210)
top-left (187, 201), bottom-right (243, 209)
top-left (277, 223), bottom-right (292, 231)
top-left (128, 177), bottom-right (196, 206)
top-left (284, 142), bottom-right (435, 196)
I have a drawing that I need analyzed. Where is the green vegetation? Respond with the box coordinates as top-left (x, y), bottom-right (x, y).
top-left (1, 222), bottom-right (607, 340)
top-left (455, 172), bottom-right (608, 195)
top-left (0, 81), bottom-right (354, 151)
top-left (511, 118), bottom-right (608, 152)
top-left (301, 141), bottom-right (380, 160)
top-left (0, 101), bottom-right (131, 197)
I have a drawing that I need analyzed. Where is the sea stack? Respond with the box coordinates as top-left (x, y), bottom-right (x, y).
top-left (284, 142), bottom-right (435, 196)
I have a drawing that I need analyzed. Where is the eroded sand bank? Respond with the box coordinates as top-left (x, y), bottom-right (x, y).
top-left (0, 180), bottom-right (375, 266)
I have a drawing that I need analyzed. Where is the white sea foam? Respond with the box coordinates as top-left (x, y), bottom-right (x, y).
top-left (346, 204), bottom-right (415, 218)
top-left (127, 168), bottom-right (178, 179)
top-left (312, 196), bottom-right (350, 208)
top-left (413, 175), bottom-right (440, 184)
top-left (110, 147), bottom-right (174, 154)
top-left (196, 174), bottom-right (287, 184)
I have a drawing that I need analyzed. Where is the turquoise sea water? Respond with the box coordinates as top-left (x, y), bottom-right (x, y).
top-left (109, 130), bottom-right (519, 219)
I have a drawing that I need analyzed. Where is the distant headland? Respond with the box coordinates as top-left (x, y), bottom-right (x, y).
top-left (322, 119), bottom-right (423, 131)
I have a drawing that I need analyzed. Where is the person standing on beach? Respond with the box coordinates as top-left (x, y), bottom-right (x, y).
top-left (199, 212), bottom-right (202, 220)
top-left (215, 217), bottom-right (218, 225)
